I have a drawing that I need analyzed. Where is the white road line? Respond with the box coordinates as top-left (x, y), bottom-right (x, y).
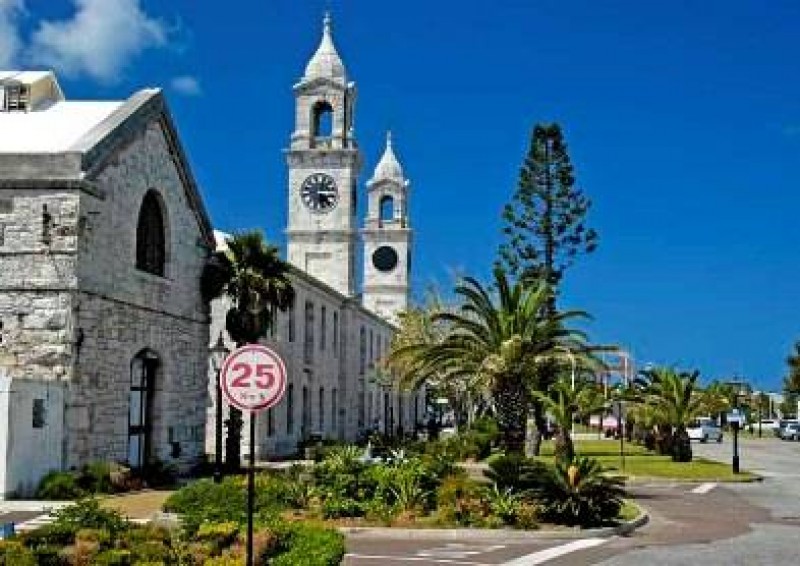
top-left (501, 538), bottom-right (607, 565)
top-left (344, 554), bottom-right (485, 565)
top-left (691, 482), bottom-right (718, 494)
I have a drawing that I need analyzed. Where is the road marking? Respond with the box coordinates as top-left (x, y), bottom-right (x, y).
top-left (691, 482), bottom-right (718, 494)
top-left (417, 543), bottom-right (505, 559)
top-left (14, 514), bottom-right (55, 532)
top-left (344, 553), bottom-right (485, 565)
top-left (501, 538), bottom-right (607, 565)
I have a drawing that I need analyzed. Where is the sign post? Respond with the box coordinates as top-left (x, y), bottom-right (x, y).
top-left (220, 344), bottom-right (287, 566)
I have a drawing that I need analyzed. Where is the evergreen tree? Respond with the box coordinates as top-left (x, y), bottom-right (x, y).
top-left (498, 123), bottom-right (598, 305)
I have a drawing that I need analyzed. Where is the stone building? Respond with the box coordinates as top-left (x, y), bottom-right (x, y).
top-left (0, 71), bottom-right (213, 497)
top-left (207, 15), bottom-right (423, 460)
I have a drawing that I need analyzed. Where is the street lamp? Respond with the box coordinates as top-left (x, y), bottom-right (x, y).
top-left (209, 332), bottom-right (230, 484)
top-left (726, 380), bottom-right (750, 475)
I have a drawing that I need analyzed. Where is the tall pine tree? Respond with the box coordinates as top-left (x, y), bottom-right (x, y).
top-left (498, 123), bottom-right (597, 307)
top-left (498, 123), bottom-right (598, 454)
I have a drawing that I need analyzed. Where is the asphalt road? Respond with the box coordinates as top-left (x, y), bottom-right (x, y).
top-left (346, 437), bottom-right (800, 565)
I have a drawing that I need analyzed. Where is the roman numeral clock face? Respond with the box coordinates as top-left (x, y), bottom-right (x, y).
top-left (300, 173), bottom-right (339, 213)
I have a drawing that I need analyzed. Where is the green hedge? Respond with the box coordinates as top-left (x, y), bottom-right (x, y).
top-left (271, 523), bottom-right (346, 566)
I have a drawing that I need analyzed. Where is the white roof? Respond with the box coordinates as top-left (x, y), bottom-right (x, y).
top-left (0, 100), bottom-right (123, 153)
top-left (0, 70), bottom-right (54, 83)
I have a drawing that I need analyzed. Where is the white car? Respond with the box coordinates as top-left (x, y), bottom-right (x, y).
top-left (779, 422), bottom-right (800, 441)
top-left (688, 418), bottom-right (723, 443)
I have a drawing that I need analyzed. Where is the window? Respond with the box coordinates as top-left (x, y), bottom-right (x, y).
top-left (312, 100), bottom-right (334, 139)
top-left (286, 384), bottom-right (294, 434)
top-left (0, 223), bottom-right (4, 246)
top-left (1, 83), bottom-right (29, 112)
top-left (304, 301), bottom-right (314, 363)
top-left (369, 330), bottom-right (374, 364)
top-left (359, 326), bottom-right (366, 374)
top-left (302, 386), bottom-right (310, 437)
top-left (380, 195), bottom-right (394, 224)
top-left (287, 303), bottom-right (295, 342)
top-left (319, 387), bottom-right (325, 431)
top-left (135, 191), bottom-right (166, 276)
top-left (332, 311), bottom-right (338, 356)
top-left (32, 399), bottom-right (45, 428)
top-left (0, 320), bottom-right (3, 344)
top-left (320, 306), bottom-right (326, 351)
top-left (331, 388), bottom-right (338, 435)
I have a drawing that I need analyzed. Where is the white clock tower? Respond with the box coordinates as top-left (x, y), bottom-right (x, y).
top-left (362, 132), bottom-right (412, 321)
top-left (285, 14), bottom-right (361, 296)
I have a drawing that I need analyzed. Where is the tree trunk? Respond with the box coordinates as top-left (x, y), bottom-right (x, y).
top-left (553, 428), bottom-right (574, 465)
top-left (530, 402), bottom-right (546, 456)
top-left (494, 379), bottom-right (529, 454)
top-left (672, 425), bottom-right (692, 462)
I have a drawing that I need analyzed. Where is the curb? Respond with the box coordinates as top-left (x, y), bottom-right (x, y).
top-left (624, 474), bottom-right (764, 484)
top-left (339, 509), bottom-right (649, 541)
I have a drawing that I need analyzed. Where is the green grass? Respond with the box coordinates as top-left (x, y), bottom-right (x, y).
top-left (539, 439), bottom-right (653, 457)
top-left (594, 455), bottom-right (757, 481)
top-left (618, 500), bottom-right (641, 522)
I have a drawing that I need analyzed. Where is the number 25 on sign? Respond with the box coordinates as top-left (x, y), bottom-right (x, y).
top-left (220, 344), bottom-right (287, 413)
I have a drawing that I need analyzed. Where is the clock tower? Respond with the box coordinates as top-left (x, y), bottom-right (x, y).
top-left (286, 14), bottom-right (361, 296)
top-left (362, 132), bottom-right (412, 321)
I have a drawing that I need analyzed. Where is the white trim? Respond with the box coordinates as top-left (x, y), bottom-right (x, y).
top-left (501, 538), bottom-right (607, 565)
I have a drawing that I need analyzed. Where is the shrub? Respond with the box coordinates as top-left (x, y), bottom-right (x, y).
top-left (485, 484), bottom-right (520, 526)
top-left (271, 523), bottom-right (345, 566)
top-left (139, 459), bottom-right (178, 489)
top-left (321, 496), bottom-right (364, 519)
top-left (93, 549), bottom-right (132, 565)
top-left (0, 540), bottom-right (36, 566)
top-left (163, 478), bottom-right (246, 534)
top-left (196, 522), bottom-right (239, 552)
top-left (77, 462), bottom-right (114, 494)
top-left (435, 475), bottom-right (487, 526)
top-left (36, 471), bottom-right (84, 500)
top-left (50, 498), bottom-right (129, 542)
top-left (534, 456), bottom-right (625, 527)
top-left (484, 453), bottom-right (551, 493)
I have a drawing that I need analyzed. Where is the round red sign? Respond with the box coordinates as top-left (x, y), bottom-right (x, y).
top-left (219, 344), bottom-right (287, 413)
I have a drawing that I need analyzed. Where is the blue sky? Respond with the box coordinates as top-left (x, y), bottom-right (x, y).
top-left (2, 1), bottom-right (799, 390)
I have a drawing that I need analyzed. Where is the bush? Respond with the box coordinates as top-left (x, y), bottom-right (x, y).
top-left (321, 496), bottom-right (364, 519)
top-left (196, 522), bottom-right (239, 553)
top-left (77, 462), bottom-right (114, 494)
top-left (36, 471), bottom-right (84, 500)
top-left (534, 456), bottom-right (625, 527)
top-left (271, 523), bottom-right (345, 566)
top-left (435, 475), bottom-right (487, 526)
top-left (0, 540), bottom-right (36, 566)
top-left (163, 478), bottom-right (246, 534)
top-left (484, 453), bottom-right (551, 493)
top-left (50, 499), bottom-right (129, 541)
top-left (93, 549), bottom-right (132, 565)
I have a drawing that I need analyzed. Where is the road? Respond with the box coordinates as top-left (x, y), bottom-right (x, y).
top-left (346, 437), bottom-right (800, 565)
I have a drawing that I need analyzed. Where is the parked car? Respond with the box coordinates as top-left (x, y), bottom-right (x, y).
top-left (688, 417), bottom-right (723, 443)
top-left (757, 419), bottom-right (780, 431)
top-left (779, 423), bottom-right (800, 441)
top-left (776, 419), bottom-right (799, 437)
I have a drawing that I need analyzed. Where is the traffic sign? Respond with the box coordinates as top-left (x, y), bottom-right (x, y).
top-left (220, 344), bottom-right (287, 413)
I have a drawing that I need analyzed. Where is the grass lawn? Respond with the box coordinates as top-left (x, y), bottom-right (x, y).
top-left (540, 439), bottom-right (652, 458)
top-left (594, 455), bottom-right (757, 482)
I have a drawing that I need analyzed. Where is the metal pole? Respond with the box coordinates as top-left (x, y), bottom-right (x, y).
top-left (758, 405), bottom-right (762, 439)
top-left (247, 414), bottom-right (256, 566)
top-left (618, 404), bottom-right (625, 473)
top-left (214, 371), bottom-right (223, 483)
top-left (732, 421), bottom-right (740, 474)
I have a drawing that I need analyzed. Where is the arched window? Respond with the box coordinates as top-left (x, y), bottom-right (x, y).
top-left (312, 100), bottom-right (334, 138)
top-left (129, 350), bottom-right (158, 469)
top-left (319, 386), bottom-right (325, 431)
top-left (331, 388), bottom-right (338, 436)
top-left (379, 195), bottom-right (394, 223)
top-left (136, 191), bottom-right (166, 276)
top-left (286, 384), bottom-right (294, 434)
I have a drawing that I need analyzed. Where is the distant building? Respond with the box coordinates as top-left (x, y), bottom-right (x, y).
top-left (0, 71), bottom-right (213, 497)
top-left (207, 15), bottom-right (423, 459)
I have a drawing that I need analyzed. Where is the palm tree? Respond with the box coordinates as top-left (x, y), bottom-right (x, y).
top-left (636, 367), bottom-right (724, 462)
top-left (391, 268), bottom-right (592, 454)
top-left (532, 378), bottom-right (606, 464)
top-left (201, 230), bottom-right (295, 469)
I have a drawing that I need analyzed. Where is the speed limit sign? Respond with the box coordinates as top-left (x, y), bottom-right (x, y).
top-left (219, 344), bottom-right (287, 413)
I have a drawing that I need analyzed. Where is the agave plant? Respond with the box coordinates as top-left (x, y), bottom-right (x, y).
top-left (486, 483), bottom-right (521, 525)
top-left (534, 456), bottom-right (625, 527)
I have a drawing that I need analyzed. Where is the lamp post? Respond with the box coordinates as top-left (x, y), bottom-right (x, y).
top-left (726, 380), bottom-right (749, 475)
top-left (209, 332), bottom-right (230, 484)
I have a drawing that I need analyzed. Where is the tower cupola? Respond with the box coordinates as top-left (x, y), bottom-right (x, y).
top-left (370, 132), bottom-right (407, 186)
top-left (303, 13), bottom-right (347, 83)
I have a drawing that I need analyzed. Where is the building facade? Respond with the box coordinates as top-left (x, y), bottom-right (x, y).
top-left (207, 15), bottom-right (421, 460)
top-left (0, 71), bottom-right (213, 497)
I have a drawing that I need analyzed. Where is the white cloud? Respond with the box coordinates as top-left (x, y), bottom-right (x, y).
top-left (171, 74), bottom-right (201, 96)
top-left (28, 0), bottom-right (167, 82)
top-left (0, 0), bottom-right (24, 68)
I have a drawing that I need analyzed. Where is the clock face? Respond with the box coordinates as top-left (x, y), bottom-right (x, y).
top-left (300, 173), bottom-right (339, 213)
top-left (372, 246), bottom-right (399, 272)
